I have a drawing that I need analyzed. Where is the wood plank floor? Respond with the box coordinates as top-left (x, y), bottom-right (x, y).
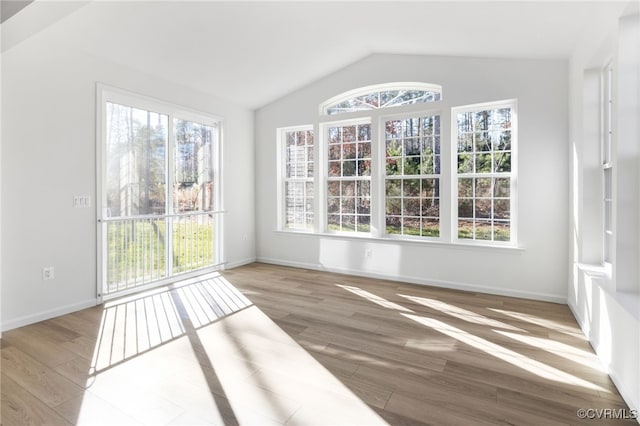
top-left (1, 263), bottom-right (635, 425)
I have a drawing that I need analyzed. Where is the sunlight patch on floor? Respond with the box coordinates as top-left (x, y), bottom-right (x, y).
top-left (73, 275), bottom-right (387, 425)
top-left (398, 294), bottom-right (526, 331)
top-left (90, 274), bottom-right (252, 373)
top-left (489, 308), bottom-right (584, 337)
top-left (337, 284), bottom-right (414, 312)
top-left (402, 313), bottom-right (609, 393)
top-left (493, 329), bottom-right (606, 371)
top-left (185, 306), bottom-right (386, 425)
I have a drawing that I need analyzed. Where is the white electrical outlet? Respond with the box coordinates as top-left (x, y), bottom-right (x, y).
top-left (43, 267), bottom-right (55, 280)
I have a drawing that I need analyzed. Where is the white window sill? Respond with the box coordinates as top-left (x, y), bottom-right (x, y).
top-left (577, 262), bottom-right (612, 281)
top-left (278, 228), bottom-right (315, 235)
top-left (275, 229), bottom-right (524, 253)
top-left (577, 262), bottom-right (640, 321)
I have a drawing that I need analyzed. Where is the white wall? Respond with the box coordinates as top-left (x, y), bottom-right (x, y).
top-left (1, 9), bottom-right (255, 330)
top-left (0, 23), bottom-right (3, 339)
top-left (568, 5), bottom-right (640, 414)
top-left (255, 53), bottom-right (569, 302)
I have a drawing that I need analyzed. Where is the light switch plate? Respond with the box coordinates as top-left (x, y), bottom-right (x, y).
top-left (73, 195), bottom-right (91, 208)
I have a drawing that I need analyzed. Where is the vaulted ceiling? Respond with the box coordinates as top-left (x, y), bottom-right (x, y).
top-left (2, 1), bottom-right (632, 109)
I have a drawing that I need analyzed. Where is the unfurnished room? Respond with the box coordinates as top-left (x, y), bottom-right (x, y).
top-left (0, 1), bottom-right (639, 425)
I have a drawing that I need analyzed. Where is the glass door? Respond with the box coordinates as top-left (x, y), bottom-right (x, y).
top-left (99, 93), bottom-right (222, 300)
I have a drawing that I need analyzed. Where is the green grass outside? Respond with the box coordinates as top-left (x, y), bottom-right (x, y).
top-left (327, 223), bottom-right (371, 232)
top-left (385, 224), bottom-right (439, 238)
top-left (172, 220), bottom-right (214, 273)
top-left (107, 218), bottom-right (214, 291)
top-left (457, 222), bottom-right (510, 241)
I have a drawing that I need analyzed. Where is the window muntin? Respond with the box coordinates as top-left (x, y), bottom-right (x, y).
top-left (282, 128), bottom-right (314, 230)
top-left (384, 115), bottom-right (441, 237)
top-left (455, 104), bottom-right (515, 242)
top-left (322, 83), bottom-right (441, 115)
top-left (279, 80), bottom-right (519, 248)
top-left (602, 63), bottom-right (613, 263)
top-left (326, 122), bottom-right (372, 233)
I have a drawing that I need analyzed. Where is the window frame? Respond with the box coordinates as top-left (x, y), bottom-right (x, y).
top-left (320, 117), bottom-right (374, 235)
top-left (601, 62), bottom-right (614, 266)
top-left (276, 83), bottom-right (521, 249)
top-left (99, 87), bottom-right (222, 219)
top-left (96, 83), bottom-right (224, 301)
top-left (317, 103), bottom-right (446, 239)
top-left (320, 82), bottom-right (443, 116)
top-left (277, 125), bottom-right (316, 233)
top-left (451, 99), bottom-right (518, 246)
top-left (382, 112), bottom-right (443, 240)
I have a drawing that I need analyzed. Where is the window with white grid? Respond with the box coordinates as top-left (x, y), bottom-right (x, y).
top-left (322, 83), bottom-right (442, 115)
top-left (326, 122), bottom-right (372, 233)
top-left (384, 115), bottom-right (441, 238)
top-left (454, 102), bottom-right (516, 243)
top-left (280, 127), bottom-right (314, 231)
top-left (277, 82), bottom-right (520, 248)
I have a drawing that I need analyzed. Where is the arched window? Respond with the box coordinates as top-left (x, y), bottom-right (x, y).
top-left (278, 80), bottom-right (517, 246)
top-left (320, 82), bottom-right (443, 237)
top-left (321, 83), bottom-right (442, 115)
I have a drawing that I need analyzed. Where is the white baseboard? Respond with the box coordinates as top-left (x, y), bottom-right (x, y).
top-left (568, 302), bottom-right (640, 421)
top-left (256, 256), bottom-right (567, 304)
top-left (0, 259), bottom-right (257, 332)
top-left (256, 257), bottom-right (318, 271)
top-left (609, 369), bottom-right (640, 421)
top-left (1, 298), bottom-right (99, 332)
top-left (224, 257), bottom-right (257, 270)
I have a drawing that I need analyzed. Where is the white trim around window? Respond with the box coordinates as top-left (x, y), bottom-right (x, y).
top-left (320, 117), bottom-right (373, 235)
top-left (96, 83), bottom-right (224, 301)
top-left (601, 62), bottom-right (614, 266)
top-left (275, 83), bottom-right (520, 250)
top-left (451, 99), bottom-right (518, 246)
top-left (277, 125), bottom-right (315, 232)
top-left (382, 113), bottom-right (442, 240)
top-left (320, 82), bottom-right (443, 116)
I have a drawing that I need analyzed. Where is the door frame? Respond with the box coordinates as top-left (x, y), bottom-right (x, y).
top-left (96, 83), bottom-right (224, 302)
